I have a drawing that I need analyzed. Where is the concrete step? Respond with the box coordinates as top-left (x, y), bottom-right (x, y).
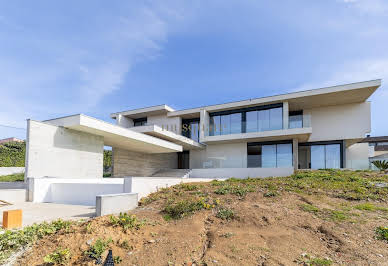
top-left (152, 169), bottom-right (192, 178)
top-left (0, 189), bottom-right (27, 204)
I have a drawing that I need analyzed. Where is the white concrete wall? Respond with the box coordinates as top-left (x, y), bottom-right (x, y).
top-left (147, 114), bottom-right (182, 134)
top-left (190, 142), bottom-right (247, 168)
top-left (26, 120), bottom-right (104, 179)
top-left (306, 102), bottom-right (371, 142)
top-left (0, 189), bottom-right (27, 203)
top-left (96, 193), bottom-right (138, 216)
top-left (346, 143), bottom-right (370, 170)
top-left (28, 177), bottom-right (124, 205)
top-left (124, 177), bottom-right (223, 199)
top-left (0, 167), bottom-right (25, 176)
top-left (189, 167), bottom-right (294, 179)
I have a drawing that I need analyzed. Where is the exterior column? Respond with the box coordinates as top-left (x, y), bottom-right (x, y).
top-left (293, 138), bottom-right (299, 171)
top-left (283, 102), bottom-right (289, 130)
top-left (199, 109), bottom-right (209, 143)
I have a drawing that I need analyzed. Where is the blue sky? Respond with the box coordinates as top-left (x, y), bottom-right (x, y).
top-left (0, 0), bottom-right (387, 139)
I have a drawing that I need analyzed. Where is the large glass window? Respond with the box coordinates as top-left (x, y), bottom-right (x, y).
top-left (220, 115), bottom-right (231, 135)
top-left (246, 111), bottom-right (258, 133)
top-left (248, 142), bottom-right (293, 168)
top-left (133, 117), bottom-right (147, 127)
top-left (230, 113), bottom-right (242, 134)
top-left (298, 142), bottom-right (342, 169)
top-left (209, 104), bottom-right (283, 136)
top-left (258, 110), bottom-right (270, 131)
top-left (182, 119), bottom-right (200, 142)
top-left (289, 111), bottom-right (303, 129)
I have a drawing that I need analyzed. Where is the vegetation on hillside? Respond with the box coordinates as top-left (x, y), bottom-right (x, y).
top-left (0, 141), bottom-right (25, 167)
top-left (4, 170), bottom-right (388, 265)
top-left (0, 173), bottom-right (24, 182)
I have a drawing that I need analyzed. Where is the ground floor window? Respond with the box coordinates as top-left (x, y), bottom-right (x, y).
top-left (298, 141), bottom-right (342, 169)
top-left (247, 141), bottom-right (293, 168)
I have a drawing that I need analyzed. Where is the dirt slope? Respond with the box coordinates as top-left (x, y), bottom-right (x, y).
top-left (15, 170), bottom-right (388, 265)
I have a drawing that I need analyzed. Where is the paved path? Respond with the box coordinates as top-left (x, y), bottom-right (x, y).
top-left (0, 202), bottom-right (95, 227)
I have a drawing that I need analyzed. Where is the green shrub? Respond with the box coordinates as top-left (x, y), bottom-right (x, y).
top-left (84, 238), bottom-right (112, 261)
top-left (216, 208), bottom-right (235, 220)
top-left (0, 141), bottom-right (25, 167)
top-left (109, 213), bottom-right (143, 232)
top-left (372, 160), bottom-right (388, 172)
top-left (113, 255), bottom-right (122, 264)
top-left (0, 219), bottom-right (73, 264)
top-left (43, 248), bottom-right (71, 265)
top-left (0, 173), bottom-right (24, 182)
top-left (375, 226), bottom-right (388, 241)
top-left (163, 199), bottom-right (204, 219)
top-left (178, 183), bottom-right (198, 191)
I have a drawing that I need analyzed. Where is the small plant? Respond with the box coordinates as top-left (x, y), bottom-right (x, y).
top-left (178, 183), bottom-right (198, 191)
top-left (375, 226), bottom-right (388, 241)
top-left (163, 199), bottom-right (203, 219)
top-left (220, 232), bottom-right (234, 238)
top-left (109, 213), bottom-right (143, 232)
top-left (85, 222), bottom-right (94, 234)
top-left (216, 208), bottom-right (235, 220)
top-left (119, 240), bottom-right (133, 250)
top-left (264, 191), bottom-right (278, 197)
top-left (43, 248), bottom-right (71, 265)
top-left (300, 203), bottom-right (320, 214)
top-left (308, 257), bottom-right (333, 265)
top-left (113, 255), bottom-right (123, 264)
top-left (85, 238), bottom-right (112, 261)
top-left (372, 160), bottom-right (388, 172)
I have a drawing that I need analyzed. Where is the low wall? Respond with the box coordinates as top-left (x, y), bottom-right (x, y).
top-left (0, 189), bottom-right (27, 203)
top-left (189, 167), bottom-right (294, 179)
top-left (96, 193), bottom-right (138, 216)
top-left (0, 182), bottom-right (26, 189)
top-left (0, 167), bottom-right (25, 176)
top-left (29, 177), bottom-right (124, 205)
top-left (124, 177), bottom-right (223, 199)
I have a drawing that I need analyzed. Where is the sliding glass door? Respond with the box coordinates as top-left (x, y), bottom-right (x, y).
top-left (248, 142), bottom-right (293, 168)
top-left (299, 142), bottom-right (342, 169)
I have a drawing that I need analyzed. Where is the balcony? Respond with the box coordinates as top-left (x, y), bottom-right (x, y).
top-left (202, 114), bottom-right (312, 143)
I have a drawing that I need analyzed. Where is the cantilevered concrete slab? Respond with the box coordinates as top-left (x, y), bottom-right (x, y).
top-left (203, 127), bottom-right (312, 144)
top-left (168, 79), bottom-right (381, 117)
top-left (130, 124), bottom-right (205, 150)
top-left (111, 104), bottom-right (175, 119)
top-left (44, 114), bottom-right (182, 153)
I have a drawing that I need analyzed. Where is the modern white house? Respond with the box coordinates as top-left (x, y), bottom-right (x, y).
top-left (25, 79), bottom-right (381, 181)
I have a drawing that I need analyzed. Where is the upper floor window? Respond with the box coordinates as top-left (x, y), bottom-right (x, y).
top-left (133, 117), bottom-right (147, 127)
top-left (289, 111), bottom-right (303, 129)
top-left (182, 118), bottom-right (200, 142)
top-left (209, 103), bottom-right (283, 136)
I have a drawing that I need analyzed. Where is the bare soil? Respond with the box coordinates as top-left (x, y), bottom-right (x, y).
top-left (15, 172), bottom-right (388, 266)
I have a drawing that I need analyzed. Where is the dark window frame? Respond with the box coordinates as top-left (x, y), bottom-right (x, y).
top-left (209, 103), bottom-right (284, 135)
top-left (298, 140), bottom-right (344, 169)
top-left (247, 140), bottom-right (293, 168)
top-left (133, 117), bottom-right (147, 127)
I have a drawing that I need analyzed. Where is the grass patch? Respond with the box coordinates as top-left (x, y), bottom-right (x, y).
top-left (177, 183), bottom-right (199, 191)
top-left (43, 248), bottom-right (71, 265)
top-left (375, 226), bottom-right (388, 241)
top-left (0, 173), bottom-right (24, 182)
top-left (216, 208), bottom-right (235, 220)
top-left (0, 219), bottom-right (73, 264)
top-left (300, 203), bottom-right (320, 213)
top-left (163, 197), bottom-right (218, 220)
top-left (355, 203), bottom-right (388, 212)
top-left (308, 257), bottom-right (333, 265)
top-left (214, 184), bottom-right (254, 197)
top-left (109, 213), bottom-right (144, 232)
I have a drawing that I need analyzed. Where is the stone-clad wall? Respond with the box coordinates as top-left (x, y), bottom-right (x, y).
top-left (113, 148), bottom-right (177, 177)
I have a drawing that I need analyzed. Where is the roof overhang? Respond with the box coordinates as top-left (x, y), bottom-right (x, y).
top-left (44, 114), bottom-right (182, 153)
top-left (130, 125), bottom-right (205, 150)
top-left (111, 104), bottom-right (175, 119)
top-left (167, 79), bottom-right (381, 117)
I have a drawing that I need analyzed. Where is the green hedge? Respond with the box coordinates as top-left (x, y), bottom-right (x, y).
top-left (0, 142), bottom-right (26, 167)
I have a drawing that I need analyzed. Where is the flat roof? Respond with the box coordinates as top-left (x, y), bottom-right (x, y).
top-left (111, 104), bottom-right (175, 119)
top-left (44, 114), bottom-right (182, 153)
top-left (168, 79), bottom-right (381, 117)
